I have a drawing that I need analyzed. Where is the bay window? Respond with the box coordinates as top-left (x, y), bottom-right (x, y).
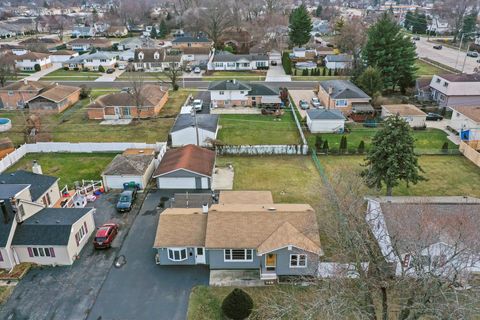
top-left (167, 248), bottom-right (188, 261)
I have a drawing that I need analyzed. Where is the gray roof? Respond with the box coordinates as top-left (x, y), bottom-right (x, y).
top-left (212, 52), bottom-right (268, 63)
top-left (0, 170), bottom-right (58, 201)
top-left (320, 80), bottom-right (370, 100)
top-left (208, 80), bottom-right (251, 91)
top-left (0, 184), bottom-right (30, 199)
top-left (12, 208), bottom-right (93, 246)
top-left (171, 114), bottom-right (219, 133)
top-left (307, 109), bottom-right (345, 120)
top-left (247, 83), bottom-right (279, 96)
top-left (325, 54), bottom-right (353, 62)
top-left (68, 52), bottom-right (115, 63)
top-left (103, 154), bottom-right (155, 176)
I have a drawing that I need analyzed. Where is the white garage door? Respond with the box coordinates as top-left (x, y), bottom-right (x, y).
top-left (104, 175), bottom-right (143, 190)
top-left (158, 177), bottom-right (196, 189)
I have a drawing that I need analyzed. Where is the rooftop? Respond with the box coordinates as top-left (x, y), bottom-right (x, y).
top-left (154, 208), bottom-right (208, 247)
top-left (218, 191), bottom-right (274, 205)
top-left (102, 154), bottom-right (155, 176)
top-left (450, 106), bottom-right (480, 123)
top-left (307, 109), bottom-right (346, 120)
top-left (153, 145), bottom-right (216, 178)
top-left (0, 170), bottom-right (58, 201)
top-left (320, 80), bottom-right (370, 100)
top-left (171, 114), bottom-right (219, 133)
top-left (382, 104), bottom-right (426, 116)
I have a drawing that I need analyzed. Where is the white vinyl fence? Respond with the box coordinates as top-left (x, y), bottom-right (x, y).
top-left (0, 142), bottom-right (167, 173)
top-left (216, 144), bottom-right (308, 155)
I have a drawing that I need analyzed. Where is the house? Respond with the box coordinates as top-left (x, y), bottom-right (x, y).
top-left (208, 80), bottom-right (281, 108)
top-left (366, 196), bottom-right (480, 279)
top-left (107, 26), bottom-right (128, 37)
top-left (152, 144), bottom-right (215, 190)
top-left (324, 54), bottom-right (353, 70)
top-left (63, 52), bottom-right (117, 71)
top-left (0, 80), bottom-right (52, 109)
top-left (134, 48), bottom-right (182, 72)
top-left (19, 37), bottom-right (63, 51)
top-left (317, 80), bottom-right (371, 114)
top-left (449, 106), bottom-right (480, 132)
top-left (71, 25), bottom-right (96, 38)
top-left (170, 114), bottom-right (219, 147)
top-left (171, 34), bottom-right (212, 52)
top-left (67, 38), bottom-right (112, 51)
top-left (25, 84), bottom-right (81, 114)
top-left (306, 109), bottom-right (346, 133)
top-left (86, 84), bottom-right (168, 120)
top-left (207, 51), bottom-right (269, 71)
top-left (427, 17), bottom-right (450, 34)
top-left (429, 74), bottom-right (480, 108)
top-left (153, 190), bottom-right (323, 280)
top-left (314, 45), bottom-right (335, 57)
top-left (118, 37), bottom-right (152, 51)
top-left (381, 104), bottom-right (427, 128)
top-left (0, 181), bottom-right (95, 270)
top-left (49, 50), bottom-right (79, 63)
top-left (14, 52), bottom-right (52, 71)
top-left (102, 149), bottom-right (157, 191)
top-left (1, 44), bottom-right (28, 56)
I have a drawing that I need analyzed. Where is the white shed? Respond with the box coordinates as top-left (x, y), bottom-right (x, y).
top-left (306, 109), bottom-right (346, 133)
top-left (381, 104), bottom-right (427, 128)
top-left (170, 114), bottom-right (219, 147)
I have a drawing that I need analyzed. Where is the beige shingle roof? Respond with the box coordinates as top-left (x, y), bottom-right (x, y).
top-left (218, 191), bottom-right (274, 205)
top-left (154, 209), bottom-right (207, 247)
top-left (28, 85), bottom-right (80, 103)
top-left (450, 106), bottom-right (480, 123)
top-left (382, 104), bottom-right (426, 116)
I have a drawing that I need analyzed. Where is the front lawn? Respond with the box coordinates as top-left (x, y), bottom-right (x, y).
top-left (319, 155), bottom-right (480, 198)
top-left (209, 71), bottom-right (266, 77)
top-left (415, 59), bottom-right (450, 76)
top-left (217, 111), bottom-right (301, 145)
top-left (7, 152), bottom-right (117, 186)
top-left (40, 69), bottom-right (102, 81)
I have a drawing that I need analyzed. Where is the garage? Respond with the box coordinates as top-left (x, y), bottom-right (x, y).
top-left (306, 109), bottom-right (346, 133)
top-left (152, 145), bottom-right (215, 190)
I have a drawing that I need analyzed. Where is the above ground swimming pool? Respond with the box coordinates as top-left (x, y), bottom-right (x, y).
top-left (0, 118), bottom-right (12, 132)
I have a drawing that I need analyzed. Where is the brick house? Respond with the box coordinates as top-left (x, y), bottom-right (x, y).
top-left (317, 80), bottom-right (371, 115)
top-left (0, 80), bottom-right (52, 109)
top-left (87, 85), bottom-right (168, 120)
top-left (26, 84), bottom-right (81, 113)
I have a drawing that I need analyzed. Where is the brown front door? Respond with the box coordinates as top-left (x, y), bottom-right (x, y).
top-left (266, 254), bottom-right (276, 271)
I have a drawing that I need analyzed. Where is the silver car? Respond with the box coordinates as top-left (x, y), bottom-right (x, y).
top-left (311, 97), bottom-right (321, 108)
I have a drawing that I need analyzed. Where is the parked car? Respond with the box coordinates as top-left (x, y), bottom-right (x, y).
top-left (426, 112), bottom-right (444, 121)
top-left (194, 67), bottom-right (201, 74)
top-left (158, 41), bottom-right (165, 45)
top-left (299, 100), bottom-right (309, 110)
top-left (433, 45), bottom-right (443, 50)
top-left (467, 51), bottom-right (479, 57)
top-left (185, 65), bottom-right (192, 72)
top-left (193, 99), bottom-right (203, 111)
top-left (121, 87), bottom-right (130, 93)
top-left (118, 64), bottom-right (126, 70)
top-left (311, 97), bottom-right (321, 108)
top-left (93, 223), bottom-right (119, 249)
top-left (271, 60), bottom-right (277, 66)
top-left (116, 189), bottom-right (137, 212)
top-left (106, 68), bottom-right (115, 74)
top-left (412, 36), bottom-right (420, 41)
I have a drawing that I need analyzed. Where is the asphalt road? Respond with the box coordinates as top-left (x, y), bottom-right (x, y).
top-left (415, 37), bottom-right (479, 73)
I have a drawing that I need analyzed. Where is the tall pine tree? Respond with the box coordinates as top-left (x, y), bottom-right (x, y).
top-left (461, 11), bottom-right (477, 40)
top-left (288, 4), bottom-right (312, 47)
top-left (150, 26), bottom-right (157, 39)
top-left (363, 12), bottom-right (417, 92)
top-left (159, 19), bottom-right (168, 38)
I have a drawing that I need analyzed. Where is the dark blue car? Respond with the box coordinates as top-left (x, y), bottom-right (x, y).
top-left (116, 189), bottom-right (137, 212)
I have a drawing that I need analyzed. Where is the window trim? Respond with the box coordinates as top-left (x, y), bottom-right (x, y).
top-left (224, 249), bottom-right (253, 262)
top-left (167, 248), bottom-right (188, 261)
top-left (289, 254), bottom-right (307, 268)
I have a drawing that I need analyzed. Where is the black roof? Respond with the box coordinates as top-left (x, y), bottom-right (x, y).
top-left (171, 114), bottom-right (219, 133)
top-left (0, 170), bottom-right (58, 201)
top-left (12, 208), bottom-right (93, 246)
top-left (320, 80), bottom-right (370, 100)
top-left (207, 80), bottom-right (251, 91)
top-left (246, 83), bottom-right (279, 96)
top-left (0, 200), bottom-right (16, 247)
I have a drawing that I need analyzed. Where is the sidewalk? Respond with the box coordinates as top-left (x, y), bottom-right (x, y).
top-left (23, 63), bottom-right (62, 81)
top-left (95, 69), bottom-right (125, 82)
top-left (426, 119), bottom-right (460, 145)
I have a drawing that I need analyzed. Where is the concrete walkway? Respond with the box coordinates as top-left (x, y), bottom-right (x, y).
top-left (426, 119), bottom-right (460, 145)
top-left (266, 64), bottom-right (291, 82)
top-left (95, 69), bottom-right (125, 82)
top-left (24, 63), bottom-right (62, 81)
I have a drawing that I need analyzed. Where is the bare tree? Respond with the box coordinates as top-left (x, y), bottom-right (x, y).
top-left (0, 55), bottom-right (16, 87)
top-left (127, 72), bottom-right (146, 120)
top-left (334, 17), bottom-right (367, 70)
top-left (433, 0), bottom-right (477, 42)
top-left (159, 61), bottom-right (183, 91)
top-left (197, 0), bottom-right (232, 48)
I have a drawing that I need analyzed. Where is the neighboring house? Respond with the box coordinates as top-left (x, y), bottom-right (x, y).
top-left (171, 35), bottom-right (212, 51)
top-left (306, 109), bottom-right (346, 133)
top-left (381, 104), bottom-right (427, 128)
top-left (429, 74), bottom-right (480, 108)
top-left (153, 190), bottom-right (323, 281)
top-left (14, 52), bottom-right (52, 71)
top-left (63, 52), bottom-right (117, 70)
top-left (449, 106), bottom-right (480, 132)
top-left (427, 17), bottom-right (450, 34)
top-left (366, 196), bottom-right (480, 279)
top-left (19, 37), bottom-right (63, 51)
top-left (107, 26), bottom-right (128, 37)
top-left (0, 182), bottom-right (95, 270)
top-left (170, 114), bottom-right (219, 147)
top-left (152, 144), bottom-right (215, 190)
top-left (49, 50), bottom-right (79, 63)
top-left (25, 84), bottom-right (81, 113)
top-left (86, 85), bottom-right (168, 120)
top-left (71, 25), bottom-right (96, 38)
top-left (101, 149), bottom-right (156, 191)
top-left (118, 37), bottom-right (152, 51)
top-left (0, 80), bottom-right (51, 109)
top-left (207, 51), bottom-right (269, 71)
top-left (208, 79), bottom-right (281, 108)
top-left (1, 44), bottom-right (28, 56)
top-left (324, 54), bottom-right (353, 70)
top-left (314, 45), bottom-right (335, 57)
top-left (134, 48), bottom-right (181, 72)
top-left (415, 77), bottom-right (433, 102)
top-left (317, 80), bottom-right (371, 114)
top-left (67, 38), bottom-right (112, 51)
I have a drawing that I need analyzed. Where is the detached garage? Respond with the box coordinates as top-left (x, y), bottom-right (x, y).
top-left (306, 109), bottom-right (346, 133)
top-left (153, 144), bottom-right (215, 190)
top-left (381, 104), bottom-right (427, 128)
top-left (102, 149), bottom-right (156, 191)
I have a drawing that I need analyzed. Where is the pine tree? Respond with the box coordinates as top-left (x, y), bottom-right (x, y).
top-left (282, 52), bottom-right (292, 75)
top-left (358, 140), bottom-right (365, 154)
top-left (363, 12), bottom-right (417, 93)
top-left (361, 115), bottom-right (425, 196)
top-left (150, 26), bottom-right (157, 39)
top-left (288, 5), bottom-right (313, 47)
top-left (404, 11), bottom-right (414, 30)
top-left (411, 10), bottom-right (427, 34)
top-left (355, 66), bottom-right (383, 97)
top-left (322, 140), bottom-right (329, 153)
top-left (315, 136), bottom-right (323, 151)
top-left (159, 19), bottom-right (168, 38)
top-left (339, 135), bottom-right (347, 153)
top-left (322, 67), bottom-right (326, 76)
top-left (221, 288), bottom-right (254, 320)
top-left (316, 5), bottom-right (323, 17)
top-left (461, 11), bottom-right (477, 40)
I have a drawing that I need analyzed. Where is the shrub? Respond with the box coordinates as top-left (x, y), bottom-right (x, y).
top-left (282, 52), bottom-right (292, 75)
top-left (441, 142), bottom-right (449, 154)
top-left (34, 64), bottom-right (41, 72)
top-left (173, 84), bottom-right (179, 91)
top-left (221, 288), bottom-right (254, 320)
top-left (315, 135), bottom-right (323, 151)
top-left (322, 140), bottom-right (329, 153)
top-left (322, 67), bottom-right (326, 76)
top-left (328, 68), bottom-right (332, 76)
top-left (339, 135), bottom-right (347, 154)
top-left (302, 69), bottom-right (308, 76)
top-left (63, 66), bottom-right (69, 71)
top-left (98, 65), bottom-right (105, 73)
top-left (358, 140), bottom-right (365, 154)
top-left (79, 85), bottom-right (91, 99)
top-left (73, 67), bottom-right (79, 71)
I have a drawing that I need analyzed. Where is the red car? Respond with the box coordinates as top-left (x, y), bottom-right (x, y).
top-left (93, 223), bottom-right (118, 249)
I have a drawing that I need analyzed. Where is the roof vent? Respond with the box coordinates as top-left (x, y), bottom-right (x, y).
top-left (267, 207), bottom-right (276, 212)
top-left (56, 220), bottom-right (60, 224)
top-left (35, 220), bottom-right (39, 223)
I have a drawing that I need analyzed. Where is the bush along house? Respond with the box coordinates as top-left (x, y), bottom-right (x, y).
top-left (153, 191), bottom-right (323, 281)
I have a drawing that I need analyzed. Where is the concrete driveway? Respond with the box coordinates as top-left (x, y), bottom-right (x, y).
top-left (95, 69), bottom-right (126, 82)
top-left (24, 63), bottom-right (62, 81)
top-left (86, 190), bottom-right (209, 320)
top-left (289, 90), bottom-right (317, 119)
top-left (266, 65), bottom-right (291, 82)
top-left (0, 191), bottom-right (139, 320)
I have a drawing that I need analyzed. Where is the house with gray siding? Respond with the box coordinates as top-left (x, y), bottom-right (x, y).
top-left (429, 74), bottom-right (480, 108)
top-left (153, 191), bottom-right (323, 281)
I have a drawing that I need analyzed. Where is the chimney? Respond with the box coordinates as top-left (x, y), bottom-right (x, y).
top-left (202, 203), bottom-right (208, 214)
top-left (23, 79), bottom-right (28, 85)
top-left (232, 79), bottom-right (236, 84)
top-left (1, 200), bottom-right (9, 224)
top-left (32, 160), bottom-right (43, 175)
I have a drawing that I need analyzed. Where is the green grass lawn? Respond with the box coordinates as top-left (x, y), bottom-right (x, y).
top-left (209, 71), bottom-right (266, 76)
top-left (0, 286), bottom-right (13, 305)
top-left (306, 125), bottom-right (457, 153)
top-left (217, 110), bottom-right (301, 145)
top-left (7, 152), bottom-right (117, 186)
top-left (117, 72), bottom-right (168, 80)
top-left (40, 69), bottom-right (102, 81)
top-left (319, 155), bottom-right (480, 198)
top-left (415, 59), bottom-right (450, 76)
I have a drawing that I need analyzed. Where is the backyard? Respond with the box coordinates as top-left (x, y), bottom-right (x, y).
top-left (39, 69), bottom-right (102, 81)
top-left (217, 111), bottom-right (301, 145)
top-left (7, 152), bottom-right (117, 186)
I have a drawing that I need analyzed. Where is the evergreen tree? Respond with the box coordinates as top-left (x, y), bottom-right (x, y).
top-left (441, 141), bottom-right (449, 153)
top-left (322, 140), bottom-right (329, 153)
top-left (361, 115), bottom-right (425, 196)
top-left (358, 140), bottom-right (365, 154)
top-left (355, 66), bottom-right (383, 97)
top-left (322, 67), bottom-right (326, 76)
top-left (339, 135), bottom-right (347, 153)
top-left (282, 52), bottom-right (292, 75)
top-left (288, 5), bottom-right (312, 47)
top-left (411, 10), bottom-right (427, 34)
top-left (221, 288), bottom-right (254, 320)
top-left (315, 136), bottom-right (323, 151)
top-left (328, 68), bottom-right (332, 76)
top-left (363, 12), bottom-right (417, 92)
top-left (316, 5), bottom-right (323, 18)
top-left (404, 11), bottom-right (414, 30)
top-left (159, 19), bottom-right (168, 38)
top-left (150, 26), bottom-right (157, 39)
top-left (461, 11), bottom-right (477, 40)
